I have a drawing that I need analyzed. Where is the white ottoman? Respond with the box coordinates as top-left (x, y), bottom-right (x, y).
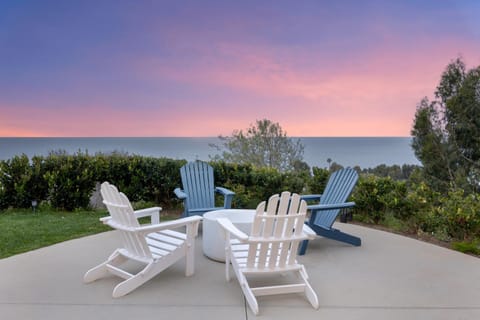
top-left (203, 209), bottom-right (256, 262)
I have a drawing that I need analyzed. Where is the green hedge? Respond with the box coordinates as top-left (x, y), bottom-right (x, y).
top-left (0, 152), bottom-right (187, 211)
top-left (351, 174), bottom-right (480, 242)
top-left (211, 162), bottom-right (311, 208)
top-left (0, 153), bottom-right (313, 211)
top-left (1, 153), bottom-right (479, 244)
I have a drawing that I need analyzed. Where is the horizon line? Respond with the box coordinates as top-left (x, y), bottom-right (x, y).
top-left (0, 135), bottom-right (414, 139)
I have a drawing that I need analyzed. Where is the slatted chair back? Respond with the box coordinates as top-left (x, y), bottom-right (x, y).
top-left (100, 182), bottom-right (152, 261)
top-left (180, 161), bottom-right (215, 211)
top-left (248, 192), bottom-right (307, 270)
top-left (314, 168), bottom-right (358, 228)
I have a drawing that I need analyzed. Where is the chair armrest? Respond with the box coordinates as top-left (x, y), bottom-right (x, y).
top-left (215, 187), bottom-right (235, 196)
top-left (100, 216), bottom-right (111, 223)
top-left (136, 216), bottom-right (203, 234)
top-left (215, 187), bottom-right (235, 209)
top-left (102, 216), bottom-right (199, 233)
top-left (101, 207), bottom-right (162, 225)
top-left (134, 207), bottom-right (161, 224)
top-left (217, 217), bottom-right (249, 241)
top-left (300, 194), bottom-right (322, 202)
top-left (174, 188), bottom-right (187, 200)
top-left (302, 224), bottom-right (317, 240)
top-left (308, 201), bottom-right (355, 212)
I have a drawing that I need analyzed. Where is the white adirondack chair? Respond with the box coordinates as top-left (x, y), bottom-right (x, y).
top-left (83, 182), bottom-right (202, 298)
top-left (217, 191), bottom-right (319, 315)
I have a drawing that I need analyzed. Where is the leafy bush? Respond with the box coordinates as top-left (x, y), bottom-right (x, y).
top-left (404, 181), bottom-right (439, 232)
top-left (308, 167), bottom-right (330, 194)
top-left (1, 152), bottom-right (480, 250)
top-left (432, 189), bottom-right (480, 240)
top-left (0, 182), bottom-right (7, 210)
top-left (0, 155), bottom-right (43, 209)
top-left (211, 161), bottom-right (307, 208)
top-left (351, 175), bottom-right (418, 225)
top-left (29, 156), bottom-right (49, 205)
top-left (0, 155), bottom-right (311, 211)
top-left (43, 152), bottom-right (95, 211)
top-left (351, 175), bottom-right (392, 223)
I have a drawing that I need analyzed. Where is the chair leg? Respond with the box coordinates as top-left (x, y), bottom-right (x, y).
top-left (224, 233), bottom-right (232, 281)
top-left (224, 194), bottom-right (234, 209)
top-left (317, 228), bottom-right (361, 246)
top-left (185, 229), bottom-right (196, 277)
top-left (185, 242), bottom-right (195, 277)
top-left (225, 252), bottom-right (231, 281)
top-left (84, 250), bottom-right (126, 283)
top-left (298, 268), bottom-right (319, 309)
top-left (112, 262), bottom-right (155, 298)
top-left (298, 239), bottom-right (309, 255)
top-left (239, 274), bottom-right (259, 315)
top-left (113, 277), bottom-right (142, 298)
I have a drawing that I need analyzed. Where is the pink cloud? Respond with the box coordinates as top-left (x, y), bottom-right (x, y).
top-left (130, 36), bottom-right (479, 137)
top-left (3, 1), bottom-right (480, 138)
top-left (3, 27), bottom-right (480, 137)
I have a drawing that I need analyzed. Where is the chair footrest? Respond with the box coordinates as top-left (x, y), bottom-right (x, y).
top-left (251, 283), bottom-right (306, 296)
top-left (107, 264), bottom-right (133, 280)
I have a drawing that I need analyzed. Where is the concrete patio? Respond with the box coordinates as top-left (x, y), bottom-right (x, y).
top-left (1, 223), bottom-right (479, 319)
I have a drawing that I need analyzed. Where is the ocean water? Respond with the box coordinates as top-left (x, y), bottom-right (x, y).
top-left (0, 137), bottom-right (420, 169)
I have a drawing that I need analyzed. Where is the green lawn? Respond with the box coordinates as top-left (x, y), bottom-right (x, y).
top-left (2, 208), bottom-right (477, 260)
top-left (0, 209), bottom-right (110, 259)
top-left (0, 207), bottom-right (183, 259)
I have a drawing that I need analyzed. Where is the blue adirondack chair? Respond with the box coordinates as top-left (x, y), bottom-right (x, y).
top-left (299, 167), bottom-right (360, 255)
top-left (174, 161), bottom-right (235, 217)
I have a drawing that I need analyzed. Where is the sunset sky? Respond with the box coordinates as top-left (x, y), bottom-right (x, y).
top-left (1, 0), bottom-right (479, 137)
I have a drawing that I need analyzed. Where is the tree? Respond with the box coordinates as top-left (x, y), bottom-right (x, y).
top-left (411, 58), bottom-right (480, 192)
top-left (211, 119), bottom-right (306, 172)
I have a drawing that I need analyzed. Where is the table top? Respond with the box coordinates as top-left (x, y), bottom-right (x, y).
top-left (203, 209), bottom-right (256, 223)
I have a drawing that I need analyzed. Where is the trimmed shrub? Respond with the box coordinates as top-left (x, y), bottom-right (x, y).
top-left (43, 151), bottom-right (95, 211)
top-left (0, 155), bottom-right (36, 208)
